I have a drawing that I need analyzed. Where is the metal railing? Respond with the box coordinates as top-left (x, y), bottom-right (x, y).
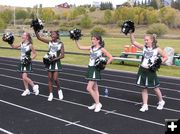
top-left (0, 46), bottom-right (89, 56)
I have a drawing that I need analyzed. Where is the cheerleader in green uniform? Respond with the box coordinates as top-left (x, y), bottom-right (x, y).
top-left (10, 32), bottom-right (39, 96)
top-left (130, 32), bottom-right (168, 112)
top-left (74, 34), bottom-right (113, 112)
top-left (35, 31), bottom-right (64, 101)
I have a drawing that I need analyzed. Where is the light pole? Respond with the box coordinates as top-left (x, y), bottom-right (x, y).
top-left (14, 6), bottom-right (16, 26)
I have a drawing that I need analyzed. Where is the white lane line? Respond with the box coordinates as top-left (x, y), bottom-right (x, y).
top-left (0, 83), bottom-right (167, 127)
top-left (104, 110), bottom-right (117, 115)
top-left (2, 57), bottom-right (180, 80)
top-left (0, 128), bottom-right (14, 134)
top-left (0, 68), bottom-right (180, 101)
top-left (1, 62), bottom-right (180, 94)
top-left (0, 61), bottom-right (180, 86)
top-left (134, 102), bottom-right (142, 106)
top-left (1, 74), bottom-right (180, 113)
top-left (0, 99), bottom-right (108, 134)
top-left (65, 121), bottom-right (81, 126)
top-left (0, 69), bottom-right (180, 103)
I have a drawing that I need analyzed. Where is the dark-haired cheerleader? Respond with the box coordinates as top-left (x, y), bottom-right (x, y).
top-left (74, 34), bottom-right (113, 112)
top-left (35, 31), bottom-right (64, 101)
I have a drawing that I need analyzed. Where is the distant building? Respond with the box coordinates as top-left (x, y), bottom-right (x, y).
top-left (116, 2), bottom-right (131, 8)
top-left (163, 0), bottom-right (172, 6)
top-left (55, 2), bottom-right (70, 8)
top-left (92, 1), bottom-right (100, 8)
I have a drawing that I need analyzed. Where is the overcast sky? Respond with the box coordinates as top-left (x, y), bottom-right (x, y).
top-left (0, 0), bottom-right (131, 8)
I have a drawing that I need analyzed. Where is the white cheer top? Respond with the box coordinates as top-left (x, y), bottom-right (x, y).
top-left (89, 46), bottom-right (103, 66)
top-left (141, 47), bottom-right (158, 68)
top-left (48, 41), bottom-right (62, 57)
top-left (20, 41), bottom-right (31, 60)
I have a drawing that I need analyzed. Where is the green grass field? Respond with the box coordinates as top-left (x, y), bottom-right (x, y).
top-left (0, 36), bottom-right (180, 77)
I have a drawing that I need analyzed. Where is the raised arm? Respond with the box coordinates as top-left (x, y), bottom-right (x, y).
top-left (74, 40), bottom-right (91, 50)
top-left (130, 33), bottom-right (143, 50)
top-left (10, 43), bottom-right (21, 49)
top-left (34, 31), bottom-right (50, 44)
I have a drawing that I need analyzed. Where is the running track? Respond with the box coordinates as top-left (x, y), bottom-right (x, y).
top-left (0, 57), bottom-right (180, 134)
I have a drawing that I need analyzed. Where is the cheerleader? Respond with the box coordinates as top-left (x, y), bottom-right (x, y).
top-left (35, 31), bottom-right (64, 101)
top-left (10, 32), bottom-right (39, 96)
top-left (74, 34), bottom-right (113, 112)
top-left (130, 32), bottom-right (168, 112)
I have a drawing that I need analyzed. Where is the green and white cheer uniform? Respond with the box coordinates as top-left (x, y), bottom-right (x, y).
top-left (136, 47), bottom-right (160, 88)
top-left (17, 42), bottom-right (32, 73)
top-left (86, 46), bottom-right (103, 81)
top-left (46, 41), bottom-right (62, 72)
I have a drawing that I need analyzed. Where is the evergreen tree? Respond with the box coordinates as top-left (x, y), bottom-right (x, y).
top-left (148, 0), bottom-right (151, 5)
top-left (134, 0), bottom-right (137, 7)
top-left (150, 0), bottom-right (159, 9)
top-left (100, 2), bottom-right (113, 10)
top-left (172, 0), bottom-right (180, 10)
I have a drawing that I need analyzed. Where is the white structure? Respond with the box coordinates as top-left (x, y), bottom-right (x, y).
top-left (92, 1), bottom-right (100, 7)
top-left (163, 0), bottom-right (172, 6)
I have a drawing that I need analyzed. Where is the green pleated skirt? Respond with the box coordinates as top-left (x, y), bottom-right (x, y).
top-left (45, 60), bottom-right (62, 72)
top-left (136, 66), bottom-right (160, 89)
top-left (17, 62), bottom-right (33, 73)
top-left (86, 66), bottom-right (101, 81)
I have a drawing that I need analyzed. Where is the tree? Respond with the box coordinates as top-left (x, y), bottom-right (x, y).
top-left (0, 18), bottom-right (6, 30)
top-left (0, 9), bottom-right (13, 24)
top-left (172, 0), bottom-right (180, 10)
top-left (145, 9), bottom-right (158, 24)
top-left (159, 6), bottom-right (176, 27)
top-left (146, 23), bottom-right (168, 36)
top-left (149, 0), bottom-right (158, 9)
top-left (91, 26), bottom-right (106, 35)
top-left (113, 7), bottom-right (136, 23)
top-left (40, 8), bottom-right (55, 23)
top-left (15, 9), bottom-right (29, 20)
top-left (80, 14), bottom-right (92, 28)
top-left (68, 7), bottom-right (86, 20)
top-left (100, 2), bottom-right (113, 10)
top-left (104, 10), bottom-right (113, 24)
top-left (73, 7), bottom-right (86, 16)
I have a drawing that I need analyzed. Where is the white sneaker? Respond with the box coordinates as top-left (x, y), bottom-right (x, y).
top-left (157, 100), bottom-right (165, 110)
top-left (88, 103), bottom-right (96, 110)
top-left (58, 90), bottom-right (63, 100)
top-left (139, 104), bottom-right (148, 112)
top-left (21, 89), bottom-right (30, 96)
top-left (33, 85), bottom-right (39, 95)
top-left (94, 103), bottom-right (102, 112)
top-left (48, 93), bottom-right (53, 101)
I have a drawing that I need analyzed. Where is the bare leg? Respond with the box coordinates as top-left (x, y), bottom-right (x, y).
top-left (142, 88), bottom-right (148, 105)
top-left (53, 72), bottom-right (60, 90)
top-left (22, 73), bottom-right (34, 89)
top-left (139, 88), bottom-right (149, 112)
top-left (48, 72), bottom-right (53, 93)
top-left (154, 87), bottom-right (163, 101)
top-left (93, 82), bottom-right (100, 104)
top-left (86, 81), bottom-right (99, 104)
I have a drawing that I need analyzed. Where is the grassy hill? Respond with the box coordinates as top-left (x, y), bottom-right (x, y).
top-left (1, 5), bottom-right (180, 39)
